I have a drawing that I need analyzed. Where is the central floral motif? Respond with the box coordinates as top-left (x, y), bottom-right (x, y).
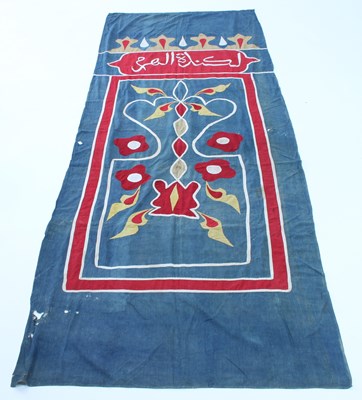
top-left (108, 81), bottom-right (244, 247)
top-left (150, 180), bottom-right (200, 218)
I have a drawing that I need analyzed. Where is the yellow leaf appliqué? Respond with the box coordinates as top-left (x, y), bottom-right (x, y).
top-left (205, 183), bottom-right (240, 213)
top-left (198, 212), bottom-right (233, 247)
top-left (131, 85), bottom-right (166, 96)
top-left (145, 103), bottom-right (173, 121)
top-left (107, 187), bottom-right (141, 220)
top-left (196, 83), bottom-right (231, 96)
top-left (111, 209), bottom-right (150, 239)
top-left (188, 103), bottom-right (220, 117)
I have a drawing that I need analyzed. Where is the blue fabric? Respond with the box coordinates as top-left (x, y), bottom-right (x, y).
top-left (11, 10), bottom-right (351, 388)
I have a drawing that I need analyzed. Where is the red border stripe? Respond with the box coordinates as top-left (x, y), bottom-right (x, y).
top-left (65, 74), bottom-right (290, 292)
top-left (66, 77), bottom-right (119, 286)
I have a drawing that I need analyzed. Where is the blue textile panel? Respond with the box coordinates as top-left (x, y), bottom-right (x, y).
top-left (12, 10), bottom-right (351, 388)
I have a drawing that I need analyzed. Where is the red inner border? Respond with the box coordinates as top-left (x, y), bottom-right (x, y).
top-left (64, 74), bottom-right (290, 291)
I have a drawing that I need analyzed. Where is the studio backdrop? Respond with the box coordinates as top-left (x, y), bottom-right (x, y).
top-left (12, 10), bottom-right (351, 388)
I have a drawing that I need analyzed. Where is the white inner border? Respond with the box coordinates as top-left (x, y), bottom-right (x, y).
top-left (94, 80), bottom-right (252, 269)
top-left (62, 75), bottom-right (291, 289)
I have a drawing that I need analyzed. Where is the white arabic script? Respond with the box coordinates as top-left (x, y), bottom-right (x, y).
top-left (131, 51), bottom-right (243, 73)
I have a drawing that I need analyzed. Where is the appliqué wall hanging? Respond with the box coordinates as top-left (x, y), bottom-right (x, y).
top-left (12, 10), bottom-right (351, 388)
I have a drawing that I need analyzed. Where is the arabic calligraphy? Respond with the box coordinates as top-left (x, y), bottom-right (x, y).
top-left (132, 51), bottom-right (244, 72)
top-left (109, 50), bottom-right (259, 75)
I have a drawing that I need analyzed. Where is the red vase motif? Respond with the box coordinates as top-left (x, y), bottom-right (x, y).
top-left (150, 180), bottom-right (200, 218)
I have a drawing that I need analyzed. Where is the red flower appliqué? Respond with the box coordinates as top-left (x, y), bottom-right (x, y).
top-left (195, 159), bottom-right (236, 182)
top-left (115, 165), bottom-right (151, 190)
top-left (114, 135), bottom-right (149, 156)
top-left (207, 131), bottom-right (243, 152)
